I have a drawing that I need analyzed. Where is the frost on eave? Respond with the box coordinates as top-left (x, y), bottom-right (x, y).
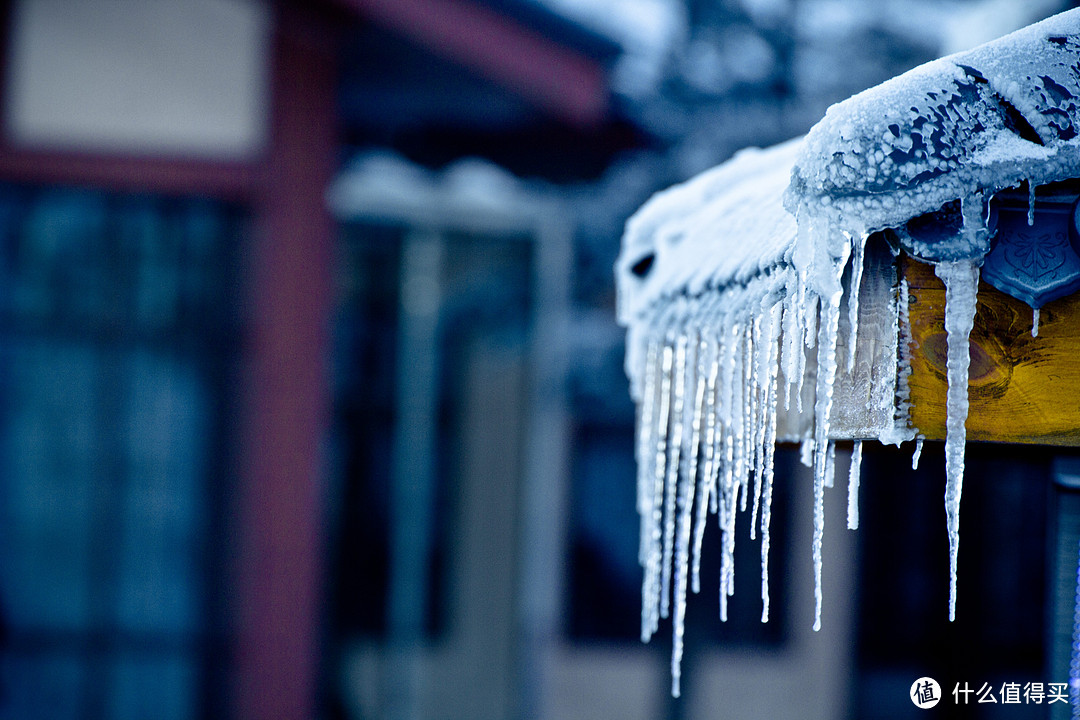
top-left (615, 8), bottom-right (1080, 698)
top-left (616, 138), bottom-right (801, 400)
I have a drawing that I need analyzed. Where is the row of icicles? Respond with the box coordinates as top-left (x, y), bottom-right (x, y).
top-left (632, 228), bottom-right (983, 697)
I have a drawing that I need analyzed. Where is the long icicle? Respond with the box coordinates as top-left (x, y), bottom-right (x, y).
top-left (638, 339), bottom-right (660, 640)
top-left (661, 336), bottom-right (688, 621)
top-left (751, 314), bottom-right (766, 541)
top-left (934, 258), bottom-right (981, 622)
top-left (719, 321), bottom-right (744, 622)
top-left (644, 340), bottom-right (674, 639)
top-left (810, 237), bottom-right (850, 631)
top-left (692, 336), bottom-right (720, 594)
top-left (759, 299), bottom-right (782, 622)
top-left (671, 338), bottom-right (700, 698)
top-left (812, 296), bottom-right (841, 632)
top-left (670, 330), bottom-right (707, 695)
top-left (739, 323), bottom-right (754, 515)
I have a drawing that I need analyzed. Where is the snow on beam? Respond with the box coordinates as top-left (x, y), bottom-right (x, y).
top-left (788, 9), bottom-right (1080, 246)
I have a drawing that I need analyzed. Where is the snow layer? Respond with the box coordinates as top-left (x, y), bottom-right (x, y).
top-left (787, 8), bottom-right (1080, 239)
top-left (617, 7), bottom-right (1080, 697)
top-left (617, 138), bottom-right (801, 329)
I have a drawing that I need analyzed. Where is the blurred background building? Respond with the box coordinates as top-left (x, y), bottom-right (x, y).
top-left (0, 1), bottom-right (1075, 719)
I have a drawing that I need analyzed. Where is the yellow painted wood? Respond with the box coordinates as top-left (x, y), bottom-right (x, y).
top-left (904, 256), bottom-right (1080, 445)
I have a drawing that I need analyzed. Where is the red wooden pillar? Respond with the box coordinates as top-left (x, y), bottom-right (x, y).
top-left (235, 8), bottom-right (337, 720)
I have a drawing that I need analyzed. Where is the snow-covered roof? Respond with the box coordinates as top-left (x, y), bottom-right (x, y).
top-left (788, 7), bottom-right (1080, 246)
top-left (327, 150), bottom-right (554, 233)
top-left (616, 137), bottom-right (800, 328)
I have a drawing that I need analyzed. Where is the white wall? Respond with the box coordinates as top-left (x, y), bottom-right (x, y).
top-left (5, 0), bottom-right (271, 159)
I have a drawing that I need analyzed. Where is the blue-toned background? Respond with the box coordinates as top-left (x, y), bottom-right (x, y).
top-left (0, 1), bottom-right (1074, 718)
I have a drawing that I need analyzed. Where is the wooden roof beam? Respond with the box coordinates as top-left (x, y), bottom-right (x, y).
top-left (339, 0), bottom-right (610, 127)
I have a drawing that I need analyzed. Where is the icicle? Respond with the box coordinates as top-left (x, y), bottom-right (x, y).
top-left (719, 480), bottom-right (738, 622)
top-left (637, 339), bottom-right (660, 641)
top-left (660, 336), bottom-right (688, 622)
top-left (708, 381), bottom-right (721, 518)
top-left (751, 297), bottom-right (782, 549)
top-left (911, 437), bottom-right (924, 470)
top-left (642, 340), bottom-right (674, 640)
top-left (780, 285), bottom-right (799, 410)
top-left (1028, 182), bottom-right (1036, 226)
top-left (847, 441), bottom-right (863, 530)
top-left (934, 259), bottom-right (981, 622)
top-left (1032, 306), bottom-right (1040, 338)
top-left (823, 440), bottom-right (836, 489)
top-left (750, 315), bottom-right (765, 542)
top-left (637, 339), bottom-right (659, 560)
top-left (847, 235), bottom-right (867, 369)
top-left (812, 294), bottom-right (842, 632)
top-left (719, 320), bottom-right (739, 526)
top-left (691, 337), bottom-right (719, 594)
top-left (803, 284), bottom-right (819, 350)
top-left (683, 335), bottom-right (705, 513)
top-left (793, 281), bottom-right (814, 414)
top-left (678, 332), bottom-right (704, 613)
top-left (739, 323), bottom-right (754, 515)
top-left (718, 320), bottom-right (741, 624)
top-left (671, 336), bottom-right (700, 699)
top-left (759, 300), bottom-right (782, 623)
top-left (799, 437), bottom-right (814, 468)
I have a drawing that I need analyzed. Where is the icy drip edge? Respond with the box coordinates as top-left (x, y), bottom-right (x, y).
top-left (631, 236), bottom-right (867, 695)
top-left (631, 270), bottom-right (805, 695)
top-left (934, 258), bottom-right (981, 622)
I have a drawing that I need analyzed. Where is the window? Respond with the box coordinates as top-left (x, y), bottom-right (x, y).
top-left (0, 186), bottom-right (242, 719)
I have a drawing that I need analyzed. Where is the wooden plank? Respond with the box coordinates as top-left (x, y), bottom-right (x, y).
top-left (776, 235), bottom-right (901, 442)
top-left (832, 235), bottom-right (900, 439)
top-left (0, 146), bottom-right (259, 200)
top-left (904, 255), bottom-right (1080, 445)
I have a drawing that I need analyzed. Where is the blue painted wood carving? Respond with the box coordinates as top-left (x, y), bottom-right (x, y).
top-left (982, 191), bottom-right (1080, 308)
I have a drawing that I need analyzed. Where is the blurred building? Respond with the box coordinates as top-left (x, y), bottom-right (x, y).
top-left (0, 1), bottom-right (1074, 719)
